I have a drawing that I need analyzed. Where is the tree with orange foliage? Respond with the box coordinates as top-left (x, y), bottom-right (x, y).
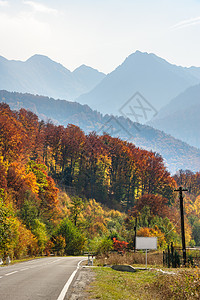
top-left (39, 176), bottom-right (59, 221)
top-left (0, 158), bottom-right (7, 191)
top-left (137, 226), bottom-right (166, 248)
top-left (0, 103), bottom-right (28, 162)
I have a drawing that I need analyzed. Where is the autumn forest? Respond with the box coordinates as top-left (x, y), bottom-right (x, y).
top-left (0, 103), bottom-right (200, 259)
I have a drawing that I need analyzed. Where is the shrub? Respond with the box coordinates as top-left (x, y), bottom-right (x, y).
top-left (113, 237), bottom-right (128, 253)
top-left (88, 236), bottom-right (113, 255)
top-left (31, 219), bottom-right (48, 254)
top-left (55, 218), bottom-right (86, 255)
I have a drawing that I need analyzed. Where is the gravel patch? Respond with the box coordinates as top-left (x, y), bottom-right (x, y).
top-left (67, 267), bottom-right (95, 300)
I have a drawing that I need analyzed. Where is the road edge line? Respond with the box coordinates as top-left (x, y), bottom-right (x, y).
top-left (57, 258), bottom-right (87, 300)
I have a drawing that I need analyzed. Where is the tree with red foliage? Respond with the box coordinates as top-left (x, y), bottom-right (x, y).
top-left (130, 194), bottom-right (171, 219)
top-left (113, 237), bottom-right (128, 253)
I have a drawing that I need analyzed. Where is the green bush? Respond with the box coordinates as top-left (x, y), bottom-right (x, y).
top-left (0, 199), bottom-right (17, 258)
top-left (88, 236), bottom-right (113, 255)
top-left (31, 219), bottom-right (48, 254)
top-left (55, 218), bottom-right (86, 255)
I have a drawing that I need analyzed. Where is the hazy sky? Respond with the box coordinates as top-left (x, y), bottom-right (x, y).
top-left (0, 0), bottom-right (200, 73)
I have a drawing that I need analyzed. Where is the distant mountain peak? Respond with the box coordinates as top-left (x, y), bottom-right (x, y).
top-left (72, 64), bottom-right (106, 90)
top-left (74, 64), bottom-right (90, 70)
top-left (26, 54), bottom-right (52, 62)
top-left (134, 50), bottom-right (148, 55)
top-left (73, 64), bottom-right (106, 76)
top-left (125, 50), bottom-right (167, 64)
top-left (26, 54), bottom-right (67, 69)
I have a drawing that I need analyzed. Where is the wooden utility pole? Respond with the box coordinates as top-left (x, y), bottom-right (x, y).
top-left (174, 186), bottom-right (188, 266)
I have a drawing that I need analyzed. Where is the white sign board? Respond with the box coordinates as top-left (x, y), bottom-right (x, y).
top-left (136, 237), bottom-right (157, 250)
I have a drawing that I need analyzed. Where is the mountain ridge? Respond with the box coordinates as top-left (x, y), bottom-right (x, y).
top-left (1, 51), bottom-right (200, 122)
top-left (76, 50), bottom-right (200, 118)
top-left (0, 54), bottom-right (106, 100)
top-left (149, 83), bottom-right (200, 148)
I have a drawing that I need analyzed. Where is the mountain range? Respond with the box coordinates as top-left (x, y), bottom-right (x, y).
top-left (76, 51), bottom-right (200, 118)
top-left (1, 51), bottom-right (200, 122)
top-left (1, 90), bottom-right (200, 174)
top-left (0, 54), bottom-right (106, 100)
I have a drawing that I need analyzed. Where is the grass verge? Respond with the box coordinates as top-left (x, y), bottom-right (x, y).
top-left (87, 267), bottom-right (200, 300)
top-left (88, 267), bottom-right (159, 299)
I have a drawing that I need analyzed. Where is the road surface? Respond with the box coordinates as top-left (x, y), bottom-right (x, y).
top-left (0, 256), bottom-right (85, 300)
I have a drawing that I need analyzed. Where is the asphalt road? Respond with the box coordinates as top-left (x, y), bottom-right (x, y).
top-left (0, 256), bottom-right (85, 300)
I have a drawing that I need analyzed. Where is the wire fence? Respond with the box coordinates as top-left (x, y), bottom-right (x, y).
top-left (163, 244), bottom-right (200, 268)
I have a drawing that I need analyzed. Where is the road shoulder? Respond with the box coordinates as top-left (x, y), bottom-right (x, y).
top-left (66, 267), bottom-right (95, 299)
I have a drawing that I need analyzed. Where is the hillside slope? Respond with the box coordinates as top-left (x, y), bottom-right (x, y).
top-left (1, 90), bottom-right (200, 174)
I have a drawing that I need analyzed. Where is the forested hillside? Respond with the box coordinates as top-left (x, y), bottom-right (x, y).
top-left (1, 90), bottom-right (200, 173)
top-left (0, 104), bottom-right (199, 260)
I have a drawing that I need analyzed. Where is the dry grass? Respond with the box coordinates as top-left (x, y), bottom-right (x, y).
top-left (95, 251), bottom-right (163, 267)
top-left (151, 268), bottom-right (200, 299)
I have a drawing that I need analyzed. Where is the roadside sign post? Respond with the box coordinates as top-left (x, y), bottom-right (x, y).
top-left (134, 216), bottom-right (137, 253)
top-left (136, 237), bottom-right (157, 268)
top-left (87, 253), bottom-right (94, 266)
top-left (145, 249), bottom-right (147, 269)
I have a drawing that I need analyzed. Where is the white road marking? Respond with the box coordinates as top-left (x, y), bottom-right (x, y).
top-left (57, 259), bottom-right (87, 300)
top-left (1, 257), bottom-right (71, 281)
top-left (5, 271), bottom-right (18, 276)
top-left (22, 261), bottom-right (34, 264)
top-left (49, 259), bottom-right (62, 264)
top-left (46, 259), bottom-right (62, 266)
top-left (26, 260), bottom-right (41, 264)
